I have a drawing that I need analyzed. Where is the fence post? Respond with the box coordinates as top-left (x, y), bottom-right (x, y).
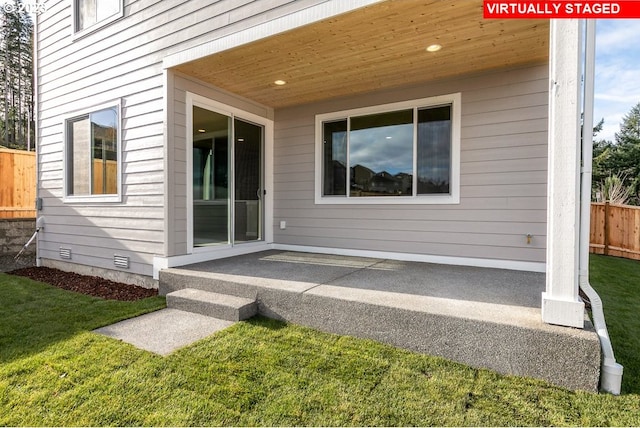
top-left (604, 201), bottom-right (610, 256)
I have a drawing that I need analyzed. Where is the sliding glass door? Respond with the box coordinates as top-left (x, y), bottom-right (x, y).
top-left (233, 118), bottom-right (263, 243)
top-left (192, 105), bottom-right (263, 248)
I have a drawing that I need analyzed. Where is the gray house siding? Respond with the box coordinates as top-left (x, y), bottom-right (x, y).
top-left (272, 63), bottom-right (548, 264)
top-left (37, 0), bottom-right (549, 280)
top-left (37, 0), bottom-right (329, 278)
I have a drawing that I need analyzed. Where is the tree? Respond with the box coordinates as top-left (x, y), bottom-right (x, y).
top-left (612, 103), bottom-right (640, 204)
top-left (592, 118), bottom-right (614, 186)
top-left (0, 0), bottom-right (34, 150)
top-left (591, 103), bottom-right (640, 205)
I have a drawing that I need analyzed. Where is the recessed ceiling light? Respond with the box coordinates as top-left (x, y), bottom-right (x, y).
top-left (385, 136), bottom-right (393, 139)
top-left (198, 129), bottom-right (206, 133)
top-left (426, 44), bottom-right (442, 52)
top-left (274, 80), bottom-right (287, 86)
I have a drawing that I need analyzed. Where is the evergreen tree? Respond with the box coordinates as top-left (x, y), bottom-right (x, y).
top-left (0, 0), bottom-right (34, 150)
top-left (591, 103), bottom-right (640, 205)
top-left (612, 103), bottom-right (640, 204)
top-left (592, 118), bottom-right (615, 187)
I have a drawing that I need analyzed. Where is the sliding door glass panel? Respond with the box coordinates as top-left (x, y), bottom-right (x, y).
top-left (234, 118), bottom-right (263, 243)
top-left (193, 106), bottom-right (230, 247)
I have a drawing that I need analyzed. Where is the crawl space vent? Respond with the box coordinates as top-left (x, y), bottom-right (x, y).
top-left (59, 248), bottom-right (71, 259)
top-left (114, 254), bottom-right (129, 269)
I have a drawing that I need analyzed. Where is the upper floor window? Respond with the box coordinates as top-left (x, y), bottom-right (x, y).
top-left (74, 0), bottom-right (123, 34)
top-left (315, 94), bottom-right (461, 205)
top-left (64, 103), bottom-right (121, 203)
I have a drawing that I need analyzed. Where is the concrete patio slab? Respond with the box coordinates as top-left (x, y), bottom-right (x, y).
top-left (94, 308), bottom-right (234, 355)
top-left (164, 251), bottom-right (546, 308)
top-left (328, 258), bottom-right (545, 308)
top-left (158, 250), bottom-right (601, 391)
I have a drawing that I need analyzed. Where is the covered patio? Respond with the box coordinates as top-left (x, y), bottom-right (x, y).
top-left (160, 0), bottom-right (586, 329)
top-left (159, 250), bottom-right (600, 392)
top-left (156, 0), bottom-right (600, 392)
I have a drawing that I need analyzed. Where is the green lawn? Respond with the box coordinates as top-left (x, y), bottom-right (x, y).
top-left (589, 254), bottom-right (640, 395)
top-left (1, 257), bottom-right (640, 426)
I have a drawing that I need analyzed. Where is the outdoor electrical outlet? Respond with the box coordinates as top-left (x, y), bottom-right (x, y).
top-left (280, 221), bottom-right (286, 230)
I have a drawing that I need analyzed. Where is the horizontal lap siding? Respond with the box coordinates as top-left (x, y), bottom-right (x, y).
top-left (273, 64), bottom-right (548, 263)
top-left (37, 0), bottom-right (321, 276)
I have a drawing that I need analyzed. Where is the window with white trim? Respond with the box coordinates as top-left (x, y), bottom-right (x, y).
top-left (74, 0), bottom-right (123, 33)
top-left (65, 104), bottom-right (121, 202)
top-left (315, 94), bottom-right (460, 204)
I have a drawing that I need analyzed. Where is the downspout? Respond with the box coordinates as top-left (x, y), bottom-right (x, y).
top-left (34, 11), bottom-right (42, 268)
top-left (579, 19), bottom-right (623, 395)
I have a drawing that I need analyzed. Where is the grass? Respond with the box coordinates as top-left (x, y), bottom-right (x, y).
top-left (589, 254), bottom-right (640, 394)
top-left (1, 258), bottom-right (640, 426)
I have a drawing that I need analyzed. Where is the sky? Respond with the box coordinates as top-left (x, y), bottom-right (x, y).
top-left (593, 19), bottom-right (640, 142)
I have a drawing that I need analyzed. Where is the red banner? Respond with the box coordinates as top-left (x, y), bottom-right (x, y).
top-left (483, 1), bottom-right (640, 18)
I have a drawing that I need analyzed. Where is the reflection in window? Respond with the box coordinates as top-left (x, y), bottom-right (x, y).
top-left (320, 104), bottom-right (452, 199)
top-left (76, 0), bottom-right (121, 31)
top-left (418, 106), bottom-right (451, 194)
top-left (192, 106), bottom-right (230, 246)
top-left (322, 120), bottom-right (347, 196)
top-left (67, 107), bottom-right (118, 196)
top-left (350, 110), bottom-right (413, 197)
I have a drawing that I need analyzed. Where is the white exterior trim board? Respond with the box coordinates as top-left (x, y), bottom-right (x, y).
top-left (542, 19), bottom-right (584, 328)
top-left (273, 244), bottom-right (546, 273)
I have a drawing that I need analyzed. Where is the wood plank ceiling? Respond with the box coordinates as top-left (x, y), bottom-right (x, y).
top-left (174, 0), bottom-right (549, 109)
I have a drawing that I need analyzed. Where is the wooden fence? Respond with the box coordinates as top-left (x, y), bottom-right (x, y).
top-left (0, 148), bottom-right (36, 219)
top-left (590, 202), bottom-right (640, 261)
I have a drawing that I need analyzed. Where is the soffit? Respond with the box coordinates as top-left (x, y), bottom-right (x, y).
top-left (174, 0), bottom-right (549, 109)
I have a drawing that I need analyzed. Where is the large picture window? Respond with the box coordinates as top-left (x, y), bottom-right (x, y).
top-left (316, 94), bottom-right (460, 204)
top-left (65, 104), bottom-right (120, 202)
top-left (74, 0), bottom-right (123, 33)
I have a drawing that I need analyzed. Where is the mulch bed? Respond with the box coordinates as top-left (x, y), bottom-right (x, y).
top-left (9, 267), bottom-right (158, 301)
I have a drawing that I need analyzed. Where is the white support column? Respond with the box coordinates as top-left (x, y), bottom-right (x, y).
top-left (542, 19), bottom-right (585, 328)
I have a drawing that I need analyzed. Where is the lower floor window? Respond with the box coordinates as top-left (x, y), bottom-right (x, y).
top-left (317, 93), bottom-right (460, 204)
top-left (65, 105), bottom-right (119, 199)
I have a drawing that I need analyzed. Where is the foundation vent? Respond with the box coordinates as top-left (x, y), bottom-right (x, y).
top-left (114, 254), bottom-right (129, 269)
top-left (59, 247), bottom-right (71, 259)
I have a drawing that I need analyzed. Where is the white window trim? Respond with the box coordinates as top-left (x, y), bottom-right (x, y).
top-left (71, 0), bottom-right (124, 40)
top-left (186, 92), bottom-right (274, 255)
top-left (63, 99), bottom-right (123, 204)
top-left (314, 93), bottom-right (461, 205)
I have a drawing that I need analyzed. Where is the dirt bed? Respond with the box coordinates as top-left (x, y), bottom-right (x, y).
top-left (9, 267), bottom-right (158, 301)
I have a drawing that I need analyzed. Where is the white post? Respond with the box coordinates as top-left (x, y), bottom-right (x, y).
top-left (542, 19), bottom-right (585, 328)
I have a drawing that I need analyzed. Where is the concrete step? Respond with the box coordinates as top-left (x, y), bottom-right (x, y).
top-left (166, 288), bottom-right (257, 321)
top-left (159, 269), bottom-right (258, 299)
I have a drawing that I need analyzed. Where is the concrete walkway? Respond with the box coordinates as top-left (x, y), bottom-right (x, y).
top-left (94, 309), bottom-right (234, 355)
